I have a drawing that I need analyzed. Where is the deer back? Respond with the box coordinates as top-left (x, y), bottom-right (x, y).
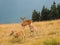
top-left (21, 20), bottom-right (32, 26)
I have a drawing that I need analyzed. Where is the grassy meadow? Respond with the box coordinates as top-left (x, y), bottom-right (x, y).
top-left (0, 20), bottom-right (60, 45)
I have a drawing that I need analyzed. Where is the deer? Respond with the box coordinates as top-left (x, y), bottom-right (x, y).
top-left (20, 17), bottom-right (38, 37)
top-left (20, 17), bottom-right (34, 32)
top-left (10, 30), bottom-right (25, 38)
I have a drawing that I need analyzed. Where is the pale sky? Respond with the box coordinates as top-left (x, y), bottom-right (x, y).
top-left (0, 0), bottom-right (60, 24)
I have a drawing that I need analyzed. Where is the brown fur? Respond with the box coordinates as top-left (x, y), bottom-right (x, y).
top-left (10, 30), bottom-right (25, 38)
top-left (21, 20), bottom-right (32, 27)
top-left (20, 17), bottom-right (34, 33)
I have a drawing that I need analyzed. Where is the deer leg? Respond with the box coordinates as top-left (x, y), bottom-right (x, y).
top-left (29, 25), bottom-right (35, 37)
top-left (29, 25), bottom-right (38, 36)
top-left (29, 25), bottom-right (34, 32)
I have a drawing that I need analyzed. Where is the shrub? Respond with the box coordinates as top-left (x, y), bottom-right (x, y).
top-left (43, 39), bottom-right (59, 45)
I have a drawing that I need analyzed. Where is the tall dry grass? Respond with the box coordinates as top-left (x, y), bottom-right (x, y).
top-left (0, 19), bottom-right (60, 45)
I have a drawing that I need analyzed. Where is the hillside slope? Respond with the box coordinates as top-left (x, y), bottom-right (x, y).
top-left (0, 20), bottom-right (60, 45)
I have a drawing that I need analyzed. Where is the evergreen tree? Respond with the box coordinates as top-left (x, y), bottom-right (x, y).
top-left (31, 1), bottom-right (60, 21)
top-left (41, 6), bottom-right (50, 20)
top-left (32, 10), bottom-right (40, 22)
top-left (57, 4), bottom-right (60, 18)
top-left (49, 1), bottom-right (59, 20)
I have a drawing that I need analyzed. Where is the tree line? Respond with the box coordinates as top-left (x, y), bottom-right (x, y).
top-left (32, 1), bottom-right (60, 22)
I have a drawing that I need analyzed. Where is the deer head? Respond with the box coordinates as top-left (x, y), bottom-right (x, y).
top-left (20, 17), bottom-right (26, 22)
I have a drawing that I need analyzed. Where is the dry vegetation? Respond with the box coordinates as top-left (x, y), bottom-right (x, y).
top-left (0, 19), bottom-right (60, 45)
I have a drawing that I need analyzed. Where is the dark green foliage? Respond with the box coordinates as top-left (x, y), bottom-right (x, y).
top-left (57, 4), bottom-right (60, 18)
top-left (32, 10), bottom-right (40, 22)
top-left (49, 1), bottom-right (59, 20)
top-left (31, 1), bottom-right (60, 21)
top-left (41, 6), bottom-right (50, 20)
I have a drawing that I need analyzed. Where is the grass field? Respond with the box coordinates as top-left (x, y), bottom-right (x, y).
top-left (0, 19), bottom-right (60, 45)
